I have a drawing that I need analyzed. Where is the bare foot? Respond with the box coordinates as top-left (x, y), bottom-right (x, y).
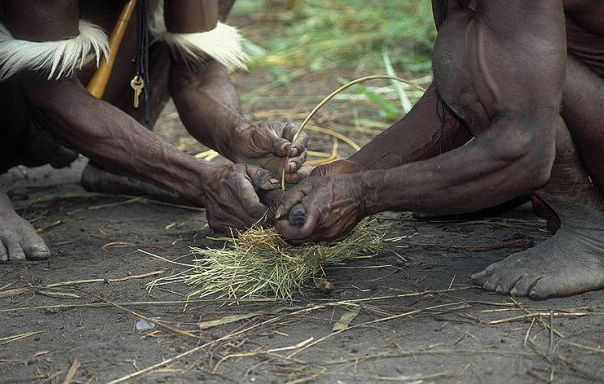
top-left (472, 123), bottom-right (604, 299)
top-left (471, 220), bottom-right (604, 299)
top-left (0, 190), bottom-right (49, 261)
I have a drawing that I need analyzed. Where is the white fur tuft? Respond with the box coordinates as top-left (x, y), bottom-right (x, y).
top-left (0, 20), bottom-right (109, 81)
top-left (150, 1), bottom-right (248, 71)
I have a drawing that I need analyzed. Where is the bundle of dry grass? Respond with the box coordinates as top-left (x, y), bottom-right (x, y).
top-left (152, 220), bottom-right (383, 301)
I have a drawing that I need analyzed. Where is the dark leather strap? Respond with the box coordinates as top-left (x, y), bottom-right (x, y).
top-left (135, 0), bottom-right (150, 122)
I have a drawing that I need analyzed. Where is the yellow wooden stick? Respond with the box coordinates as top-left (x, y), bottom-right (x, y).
top-left (87, 0), bottom-right (138, 98)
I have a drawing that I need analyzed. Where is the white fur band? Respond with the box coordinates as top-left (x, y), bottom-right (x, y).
top-left (150, 2), bottom-right (248, 71)
top-left (0, 20), bottom-right (109, 81)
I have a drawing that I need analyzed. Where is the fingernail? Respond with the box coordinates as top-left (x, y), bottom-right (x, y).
top-left (289, 162), bottom-right (296, 171)
top-left (274, 207), bottom-right (283, 218)
top-left (289, 147), bottom-right (298, 157)
top-left (269, 178), bottom-right (279, 184)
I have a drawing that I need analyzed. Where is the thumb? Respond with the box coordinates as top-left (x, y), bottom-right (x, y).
top-left (246, 164), bottom-right (281, 191)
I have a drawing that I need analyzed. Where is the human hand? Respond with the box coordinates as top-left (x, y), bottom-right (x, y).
top-left (275, 173), bottom-right (369, 242)
top-left (230, 121), bottom-right (310, 183)
top-left (203, 163), bottom-right (280, 232)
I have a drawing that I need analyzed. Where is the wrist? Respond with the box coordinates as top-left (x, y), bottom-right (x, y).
top-left (166, 157), bottom-right (217, 206)
top-left (358, 170), bottom-right (387, 215)
top-left (220, 119), bottom-right (251, 162)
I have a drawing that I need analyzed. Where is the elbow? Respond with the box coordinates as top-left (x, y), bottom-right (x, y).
top-left (492, 125), bottom-right (556, 193)
top-left (519, 145), bottom-right (555, 190)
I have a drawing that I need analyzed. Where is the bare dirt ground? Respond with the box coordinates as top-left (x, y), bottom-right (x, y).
top-left (2, 11), bottom-right (604, 384)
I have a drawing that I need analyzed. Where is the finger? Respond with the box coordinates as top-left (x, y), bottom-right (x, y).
top-left (246, 164), bottom-right (281, 191)
top-left (277, 204), bottom-right (320, 241)
top-left (290, 130), bottom-right (308, 157)
top-left (274, 188), bottom-right (307, 219)
top-left (207, 212), bottom-right (249, 233)
top-left (284, 151), bottom-right (307, 174)
top-left (288, 203), bottom-right (306, 226)
top-left (281, 123), bottom-right (305, 156)
top-left (260, 189), bottom-right (284, 212)
top-left (310, 164), bottom-right (329, 177)
top-left (234, 167), bottom-right (271, 227)
top-left (287, 163), bottom-right (315, 183)
top-left (296, 165), bottom-right (314, 179)
top-left (248, 202), bottom-right (270, 221)
top-left (257, 122), bottom-right (292, 157)
top-left (4, 235), bottom-right (25, 261)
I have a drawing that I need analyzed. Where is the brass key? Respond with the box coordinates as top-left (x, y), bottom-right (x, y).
top-left (130, 75), bottom-right (144, 109)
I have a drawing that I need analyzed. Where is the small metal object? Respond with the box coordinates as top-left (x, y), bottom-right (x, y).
top-left (288, 203), bottom-right (306, 226)
top-left (130, 75), bottom-right (144, 108)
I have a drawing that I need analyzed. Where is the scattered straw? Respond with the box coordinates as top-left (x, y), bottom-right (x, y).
top-left (150, 219), bottom-right (383, 300)
top-left (61, 359), bottom-right (80, 384)
top-left (0, 270), bottom-right (165, 299)
top-left (0, 331), bottom-right (43, 346)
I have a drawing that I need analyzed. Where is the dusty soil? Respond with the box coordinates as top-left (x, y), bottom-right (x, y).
top-left (2, 11), bottom-right (604, 384)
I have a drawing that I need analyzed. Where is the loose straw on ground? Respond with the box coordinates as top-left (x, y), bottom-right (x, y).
top-left (281, 75), bottom-right (426, 190)
top-left (149, 219), bottom-right (384, 300)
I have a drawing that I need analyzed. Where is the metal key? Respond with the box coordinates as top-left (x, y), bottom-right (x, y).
top-left (130, 75), bottom-right (144, 109)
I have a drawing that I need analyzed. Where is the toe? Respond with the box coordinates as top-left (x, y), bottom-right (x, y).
top-left (528, 276), bottom-right (560, 300)
top-left (496, 273), bottom-right (526, 294)
top-left (470, 271), bottom-right (490, 287)
top-left (471, 264), bottom-right (498, 285)
top-left (481, 274), bottom-right (501, 291)
top-left (4, 235), bottom-right (25, 261)
top-left (23, 244), bottom-right (50, 260)
top-left (471, 260), bottom-right (502, 281)
top-left (510, 275), bottom-right (542, 297)
top-left (21, 226), bottom-right (51, 260)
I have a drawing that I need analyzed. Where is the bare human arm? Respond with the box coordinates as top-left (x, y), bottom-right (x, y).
top-left (277, 0), bottom-right (566, 241)
top-left (6, 0), bottom-right (275, 231)
top-left (163, 0), bottom-right (309, 182)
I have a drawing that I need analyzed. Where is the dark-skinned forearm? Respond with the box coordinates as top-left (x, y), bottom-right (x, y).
top-left (169, 60), bottom-right (244, 161)
top-left (362, 114), bottom-right (560, 215)
top-left (349, 84), bottom-right (471, 169)
top-left (22, 76), bottom-right (213, 204)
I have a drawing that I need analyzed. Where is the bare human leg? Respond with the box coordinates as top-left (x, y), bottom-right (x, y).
top-left (472, 56), bottom-right (604, 298)
top-left (0, 189), bottom-right (49, 261)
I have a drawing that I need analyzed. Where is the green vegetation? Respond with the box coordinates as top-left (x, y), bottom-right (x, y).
top-left (233, 0), bottom-right (436, 75)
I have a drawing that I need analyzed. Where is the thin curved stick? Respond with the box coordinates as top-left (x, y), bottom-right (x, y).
top-left (304, 125), bottom-right (361, 151)
top-left (281, 75), bottom-right (426, 190)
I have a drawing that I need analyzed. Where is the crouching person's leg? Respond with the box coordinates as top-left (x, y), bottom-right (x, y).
top-left (472, 120), bottom-right (604, 299)
top-left (0, 87), bottom-right (52, 261)
top-left (0, 190), bottom-right (50, 261)
top-left (472, 57), bottom-right (604, 299)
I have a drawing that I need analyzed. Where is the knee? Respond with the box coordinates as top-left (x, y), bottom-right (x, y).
top-left (490, 112), bottom-right (558, 191)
